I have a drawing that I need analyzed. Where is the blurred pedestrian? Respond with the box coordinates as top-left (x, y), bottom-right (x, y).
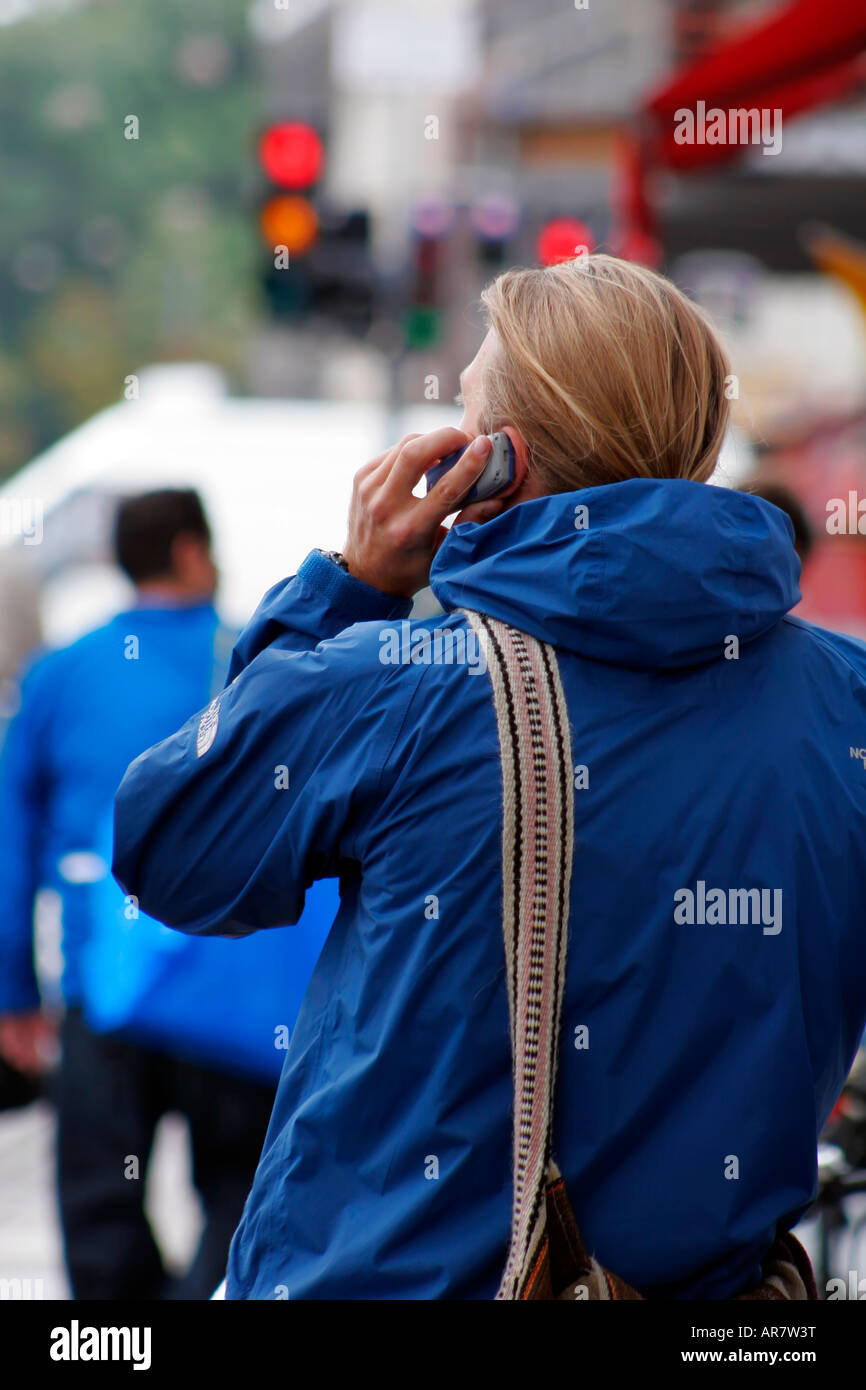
top-left (742, 481), bottom-right (815, 566)
top-left (0, 490), bottom-right (278, 1299)
top-left (114, 257), bottom-right (866, 1299)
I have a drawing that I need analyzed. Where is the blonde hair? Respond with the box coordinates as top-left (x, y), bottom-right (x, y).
top-left (478, 253), bottom-right (731, 492)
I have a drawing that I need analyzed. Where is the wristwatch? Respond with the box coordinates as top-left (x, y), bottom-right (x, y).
top-left (320, 549), bottom-right (350, 572)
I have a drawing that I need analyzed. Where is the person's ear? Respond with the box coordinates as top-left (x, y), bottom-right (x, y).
top-left (169, 533), bottom-right (193, 580)
top-left (498, 425), bottom-right (531, 499)
top-left (170, 533), bottom-right (209, 582)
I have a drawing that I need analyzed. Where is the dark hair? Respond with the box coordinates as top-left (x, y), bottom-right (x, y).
top-left (114, 489), bottom-right (211, 583)
top-left (745, 482), bottom-right (814, 562)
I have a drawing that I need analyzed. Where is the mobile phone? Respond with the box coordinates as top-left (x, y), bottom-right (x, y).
top-left (425, 431), bottom-right (515, 503)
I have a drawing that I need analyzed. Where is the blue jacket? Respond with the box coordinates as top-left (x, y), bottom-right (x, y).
top-left (0, 602), bottom-right (229, 1010)
top-left (113, 478), bottom-right (866, 1299)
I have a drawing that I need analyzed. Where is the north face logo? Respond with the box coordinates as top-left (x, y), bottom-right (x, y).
top-left (851, 747), bottom-right (866, 768)
top-left (196, 697), bottom-right (221, 758)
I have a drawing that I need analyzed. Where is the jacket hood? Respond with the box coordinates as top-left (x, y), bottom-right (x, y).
top-left (430, 477), bottom-right (801, 669)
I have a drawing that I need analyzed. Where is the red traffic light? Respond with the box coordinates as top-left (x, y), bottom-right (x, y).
top-left (537, 218), bottom-right (594, 267)
top-left (258, 123), bottom-right (324, 189)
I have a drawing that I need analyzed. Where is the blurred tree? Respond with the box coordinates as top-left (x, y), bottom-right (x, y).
top-left (23, 280), bottom-right (124, 425)
top-left (0, 0), bottom-right (258, 479)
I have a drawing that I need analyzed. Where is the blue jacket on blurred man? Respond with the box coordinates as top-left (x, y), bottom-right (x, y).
top-left (0, 594), bottom-right (226, 1015)
top-left (0, 490), bottom-right (323, 1299)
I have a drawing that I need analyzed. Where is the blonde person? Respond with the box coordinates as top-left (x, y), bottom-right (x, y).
top-left (113, 256), bottom-right (866, 1299)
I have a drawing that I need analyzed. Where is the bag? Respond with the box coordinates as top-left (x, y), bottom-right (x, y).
top-left (81, 828), bottom-right (337, 1083)
top-left (463, 609), bottom-right (817, 1302)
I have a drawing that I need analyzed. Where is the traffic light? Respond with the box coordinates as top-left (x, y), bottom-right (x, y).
top-left (258, 121), bottom-right (322, 321)
top-left (257, 121), bottom-right (377, 333)
top-left (537, 218), bottom-right (595, 267)
top-left (258, 122), bottom-right (324, 189)
top-left (403, 234), bottom-right (443, 350)
top-left (307, 207), bottom-right (377, 336)
top-left (471, 195), bottom-right (520, 269)
top-left (402, 201), bottom-right (454, 351)
top-left (260, 196), bottom-right (318, 256)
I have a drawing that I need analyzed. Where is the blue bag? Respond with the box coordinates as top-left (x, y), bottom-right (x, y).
top-left (80, 829), bottom-right (336, 1081)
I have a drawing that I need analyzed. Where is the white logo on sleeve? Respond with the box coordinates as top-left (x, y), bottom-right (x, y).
top-left (196, 697), bottom-right (221, 758)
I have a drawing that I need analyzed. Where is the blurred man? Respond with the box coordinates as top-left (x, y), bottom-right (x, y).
top-left (743, 481), bottom-right (815, 567)
top-left (0, 490), bottom-right (276, 1299)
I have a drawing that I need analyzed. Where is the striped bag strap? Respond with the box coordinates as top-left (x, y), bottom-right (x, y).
top-left (462, 610), bottom-right (575, 1301)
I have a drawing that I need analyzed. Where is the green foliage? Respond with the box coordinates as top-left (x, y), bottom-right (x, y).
top-left (0, 0), bottom-right (258, 478)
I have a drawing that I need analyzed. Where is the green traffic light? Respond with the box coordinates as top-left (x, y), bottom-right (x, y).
top-left (403, 305), bottom-right (441, 350)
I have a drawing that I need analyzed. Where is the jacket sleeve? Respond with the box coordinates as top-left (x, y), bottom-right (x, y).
top-left (112, 551), bottom-right (415, 939)
top-left (0, 657), bottom-right (52, 1012)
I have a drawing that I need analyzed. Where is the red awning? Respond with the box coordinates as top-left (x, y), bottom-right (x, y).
top-left (642, 0), bottom-right (866, 172)
top-left (647, 0), bottom-right (866, 121)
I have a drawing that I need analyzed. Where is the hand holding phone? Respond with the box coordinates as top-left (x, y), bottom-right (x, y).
top-left (425, 431), bottom-right (515, 503)
top-left (342, 427), bottom-right (509, 598)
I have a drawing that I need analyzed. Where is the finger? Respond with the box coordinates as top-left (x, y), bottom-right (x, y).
top-left (452, 495), bottom-right (508, 528)
top-left (354, 433), bottom-right (422, 487)
top-left (417, 434), bottom-right (494, 523)
top-left (384, 427), bottom-right (472, 497)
